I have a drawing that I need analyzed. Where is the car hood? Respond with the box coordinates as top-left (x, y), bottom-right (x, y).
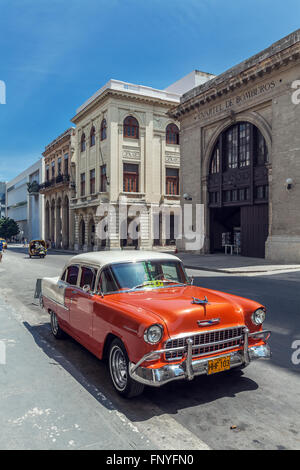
top-left (111, 285), bottom-right (259, 337)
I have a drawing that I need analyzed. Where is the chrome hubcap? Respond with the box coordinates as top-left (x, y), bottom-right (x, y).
top-left (110, 346), bottom-right (128, 391)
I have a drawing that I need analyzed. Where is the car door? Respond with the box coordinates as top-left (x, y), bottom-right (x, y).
top-left (62, 264), bottom-right (80, 330)
top-left (68, 265), bottom-right (97, 349)
top-left (92, 268), bottom-right (119, 349)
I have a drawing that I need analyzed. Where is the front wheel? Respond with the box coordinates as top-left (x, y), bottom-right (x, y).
top-left (50, 311), bottom-right (66, 339)
top-left (108, 339), bottom-right (144, 398)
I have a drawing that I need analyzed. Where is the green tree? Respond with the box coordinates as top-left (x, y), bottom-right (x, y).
top-left (0, 217), bottom-right (20, 239)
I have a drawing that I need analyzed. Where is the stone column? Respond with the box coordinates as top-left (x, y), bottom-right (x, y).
top-left (55, 200), bottom-right (62, 248)
top-left (74, 213), bottom-right (79, 251)
top-left (62, 197), bottom-right (69, 249)
top-left (139, 204), bottom-right (152, 250)
top-left (109, 203), bottom-right (121, 250)
top-left (50, 201), bottom-right (55, 248)
top-left (69, 206), bottom-right (75, 250)
top-left (83, 214), bottom-right (89, 252)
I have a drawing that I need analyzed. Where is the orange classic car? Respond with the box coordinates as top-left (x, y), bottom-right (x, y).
top-left (38, 251), bottom-right (271, 398)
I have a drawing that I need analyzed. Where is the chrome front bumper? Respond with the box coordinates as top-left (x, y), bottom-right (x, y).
top-left (129, 328), bottom-right (271, 387)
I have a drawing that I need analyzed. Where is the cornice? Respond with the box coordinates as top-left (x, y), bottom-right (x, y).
top-left (43, 128), bottom-right (74, 157)
top-left (170, 40), bottom-right (300, 119)
top-left (71, 89), bottom-right (179, 125)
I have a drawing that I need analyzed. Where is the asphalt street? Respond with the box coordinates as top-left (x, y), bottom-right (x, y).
top-left (0, 246), bottom-right (299, 450)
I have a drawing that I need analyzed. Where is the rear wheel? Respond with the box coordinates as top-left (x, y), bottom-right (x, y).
top-left (50, 311), bottom-right (66, 339)
top-left (108, 339), bottom-right (144, 398)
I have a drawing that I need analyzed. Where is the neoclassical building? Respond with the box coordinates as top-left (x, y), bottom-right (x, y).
top-left (39, 128), bottom-right (76, 249)
top-left (70, 73), bottom-right (213, 251)
top-left (171, 29), bottom-right (300, 262)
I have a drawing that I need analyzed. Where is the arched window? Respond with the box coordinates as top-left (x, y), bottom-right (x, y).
top-left (81, 133), bottom-right (86, 152)
top-left (166, 123), bottom-right (180, 145)
top-left (123, 116), bottom-right (139, 139)
top-left (210, 144), bottom-right (220, 174)
top-left (100, 119), bottom-right (107, 141)
top-left (90, 126), bottom-right (95, 147)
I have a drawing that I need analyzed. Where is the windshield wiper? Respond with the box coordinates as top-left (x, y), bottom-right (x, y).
top-left (131, 280), bottom-right (186, 290)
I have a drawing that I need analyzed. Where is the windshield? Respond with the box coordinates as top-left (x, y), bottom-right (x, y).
top-left (99, 260), bottom-right (189, 294)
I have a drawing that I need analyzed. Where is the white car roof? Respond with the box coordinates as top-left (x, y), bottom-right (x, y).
top-left (67, 250), bottom-right (180, 269)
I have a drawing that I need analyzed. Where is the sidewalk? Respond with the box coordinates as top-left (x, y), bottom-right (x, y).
top-left (176, 252), bottom-right (300, 274)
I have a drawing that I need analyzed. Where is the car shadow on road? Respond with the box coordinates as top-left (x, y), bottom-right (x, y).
top-left (23, 320), bottom-right (259, 423)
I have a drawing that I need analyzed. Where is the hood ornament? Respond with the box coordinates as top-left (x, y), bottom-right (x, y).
top-left (197, 318), bottom-right (220, 327)
top-left (191, 296), bottom-right (208, 305)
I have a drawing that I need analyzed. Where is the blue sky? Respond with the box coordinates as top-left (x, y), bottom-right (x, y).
top-left (0, 0), bottom-right (299, 181)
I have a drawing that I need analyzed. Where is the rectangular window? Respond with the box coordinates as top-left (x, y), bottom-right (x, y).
top-left (123, 163), bottom-right (139, 192)
top-left (66, 265), bottom-right (79, 286)
top-left (166, 168), bottom-right (179, 195)
top-left (64, 153), bottom-right (69, 175)
top-left (239, 123), bottom-right (251, 167)
top-left (80, 266), bottom-right (97, 290)
top-left (226, 127), bottom-right (238, 169)
top-left (57, 157), bottom-right (62, 175)
top-left (90, 169), bottom-right (95, 194)
top-left (255, 185), bottom-right (268, 200)
top-left (100, 164), bottom-right (107, 192)
top-left (80, 173), bottom-right (86, 196)
top-left (46, 165), bottom-right (49, 181)
top-left (51, 161), bottom-right (55, 178)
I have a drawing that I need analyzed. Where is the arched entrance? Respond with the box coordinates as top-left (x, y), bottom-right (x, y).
top-left (208, 121), bottom-right (269, 258)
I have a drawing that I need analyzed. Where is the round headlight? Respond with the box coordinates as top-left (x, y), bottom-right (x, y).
top-left (251, 308), bottom-right (266, 325)
top-left (144, 324), bottom-right (163, 344)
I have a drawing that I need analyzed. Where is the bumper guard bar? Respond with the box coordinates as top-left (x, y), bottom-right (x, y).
top-left (129, 328), bottom-right (271, 387)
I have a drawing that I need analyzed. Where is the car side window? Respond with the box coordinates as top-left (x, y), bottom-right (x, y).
top-left (61, 269), bottom-right (67, 281)
top-left (66, 265), bottom-right (79, 286)
top-left (80, 266), bottom-right (97, 290)
top-left (98, 268), bottom-right (118, 294)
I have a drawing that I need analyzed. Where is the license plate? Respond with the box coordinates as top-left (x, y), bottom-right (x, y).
top-left (207, 355), bottom-right (231, 375)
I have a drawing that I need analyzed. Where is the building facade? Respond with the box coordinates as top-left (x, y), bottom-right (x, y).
top-left (6, 159), bottom-right (44, 241)
top-left (70, 74), bottom-right (212, 251)
top-left (171, 29), bottom-right (300, 262)
top-left (39, 128), bottom-right (76, 249)
top-left (0, 182), bottom-right (5, 218)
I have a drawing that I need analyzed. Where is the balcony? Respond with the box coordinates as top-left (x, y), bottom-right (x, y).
top-left (39, 174), bottom-right (70, 192)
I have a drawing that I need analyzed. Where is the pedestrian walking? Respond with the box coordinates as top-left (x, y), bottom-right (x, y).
top-left (0, 239), bottom-right (3, 262)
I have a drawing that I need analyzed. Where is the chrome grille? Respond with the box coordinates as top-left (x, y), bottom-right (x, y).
top-left (165, 327), bottom-right (244, 361)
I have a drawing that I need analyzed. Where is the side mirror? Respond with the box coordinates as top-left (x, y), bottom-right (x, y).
top-left (82, 284), bottom-right (91, 293)
top-left (189, 276), bottom-right (194, 285)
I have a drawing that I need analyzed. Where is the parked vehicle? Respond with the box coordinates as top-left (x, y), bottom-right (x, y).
top-left (29, 240), bottom-right (47, 258)
top-left (37, 251), bottom-right (271, 398)
top-left (0, 238), bottom-right (7, 249)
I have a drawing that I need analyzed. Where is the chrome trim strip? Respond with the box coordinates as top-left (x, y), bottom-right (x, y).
top-left (167, 343), bottom-right (243, 361)
top-left (165, 325), bottom-right (245, 343)
top-left (249, 329), bottom-right (271, 340)
top-left (185, 338), bottom-right (194, 380)
top-left (43, 295), bottom-right (69, 311)
top-left (189, 335), bottom-right (243, 350)
top-left (243, 327), bottom-right (250, 365)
